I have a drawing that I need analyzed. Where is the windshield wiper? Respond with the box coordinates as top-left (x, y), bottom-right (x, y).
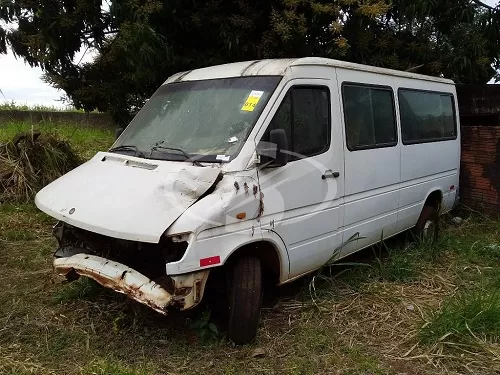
top-left (109, 145), bottom-right (145, 158)
top-left (150, 145), bottom-right (204, 167)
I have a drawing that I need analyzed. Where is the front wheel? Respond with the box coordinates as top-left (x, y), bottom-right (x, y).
top-left (413, 205), bottom-right (439, 242)
top-left (227, 256), bottom-right (262, 344)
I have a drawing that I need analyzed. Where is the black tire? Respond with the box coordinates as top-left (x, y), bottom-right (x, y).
top-left (227, 256), bottom-right (262, 344)
top-left (413, 205), bottom-right (440, 242)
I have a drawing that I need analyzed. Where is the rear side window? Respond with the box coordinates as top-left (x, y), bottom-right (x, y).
top-left (342, 84), bottom-right (397, 150)
top-left (399, 89), bottom-right (456, 144)
top-left (266, 86), bottom-right (330, 159)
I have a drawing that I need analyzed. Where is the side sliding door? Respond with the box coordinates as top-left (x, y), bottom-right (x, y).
top-left (336, 69), bottom-right (401, 255)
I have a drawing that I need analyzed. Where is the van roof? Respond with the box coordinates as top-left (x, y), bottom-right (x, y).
top-left (165, 57), bottom-right (455, 85)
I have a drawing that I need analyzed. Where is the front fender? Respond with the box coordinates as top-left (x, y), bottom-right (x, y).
top-left (166, 171), bottom-right (262, 236)
top-left (166, 226), bottom-right (290, 284)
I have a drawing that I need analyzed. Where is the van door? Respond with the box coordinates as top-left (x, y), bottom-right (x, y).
top-left (396, 85), bottom-right (460, 231)
top-left (336, 70), bottom-right (401, 255)
top-left (256, 76), bottom-right (344, 279)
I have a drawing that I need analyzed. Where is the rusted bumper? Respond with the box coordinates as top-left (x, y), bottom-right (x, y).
top-left (54, 253), bottom-right (209, 314)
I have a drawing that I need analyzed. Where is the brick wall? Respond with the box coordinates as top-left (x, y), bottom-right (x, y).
top-left (460, 126), bottom-right (500, 212)
top-left (457, 84), bottom-right (500, 213)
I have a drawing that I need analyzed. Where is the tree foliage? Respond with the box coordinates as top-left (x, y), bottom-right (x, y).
top-left (1, 0), bottom-right (499, 123)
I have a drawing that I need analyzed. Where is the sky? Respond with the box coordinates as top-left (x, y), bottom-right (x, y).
top-left (0, 45), bottom-right (95, 108)
top-left (0, 0), bottom-right (498, 108)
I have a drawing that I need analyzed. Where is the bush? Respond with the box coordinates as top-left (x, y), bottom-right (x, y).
top-left (0, 131), bottom-right (81, 202)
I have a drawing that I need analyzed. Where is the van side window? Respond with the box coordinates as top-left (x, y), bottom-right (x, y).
top-left (266, 86), bottom-right (330, 159)
top-left (399, 89), bottom-right (456, 144)
top-left (342, 84), bottom-right (397, 151)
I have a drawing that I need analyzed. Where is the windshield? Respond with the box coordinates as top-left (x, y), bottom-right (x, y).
top-left (114, 76), bottom-right (282, 162)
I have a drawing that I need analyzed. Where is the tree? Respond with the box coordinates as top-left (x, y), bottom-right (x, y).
top-left (1, 0), bottom-right (499, 124)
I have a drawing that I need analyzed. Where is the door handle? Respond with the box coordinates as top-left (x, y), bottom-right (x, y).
top-left (322, 170), bottom-right (340, 179)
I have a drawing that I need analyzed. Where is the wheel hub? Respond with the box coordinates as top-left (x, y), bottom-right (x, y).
top-left (422, 220), bottom-right (436, 239)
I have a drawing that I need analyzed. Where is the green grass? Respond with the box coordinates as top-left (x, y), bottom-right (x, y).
top-left (420, 287), bottom-right (500, 345)
top-left (412, 213), bottom-right (500, 366)
top-left (368, 243), bottom-right (421, 283)
top-left (313, 236), bottom-right (432, 293)
top-left (53, 278), bottom-right (106, 304)
top-left (0, 120), bottom-right (114, 160)
top-left (0, 100), bottom-right (83, 112)
top-left (1, 228), bottom-right (37, 241)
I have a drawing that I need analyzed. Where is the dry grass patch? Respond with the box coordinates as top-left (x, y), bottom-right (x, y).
top-left (0, 131), bottom-right (80, 202)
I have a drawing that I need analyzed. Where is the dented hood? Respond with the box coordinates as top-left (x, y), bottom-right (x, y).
top-left (35, 152), bottom-right (221, 243)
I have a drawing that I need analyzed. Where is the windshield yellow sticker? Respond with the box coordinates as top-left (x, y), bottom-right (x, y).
top-left (241, 90), bottom-right (264, 112)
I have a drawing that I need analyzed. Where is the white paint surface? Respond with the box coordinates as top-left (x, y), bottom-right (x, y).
top-left (35, 152), bottom-right (221, 243)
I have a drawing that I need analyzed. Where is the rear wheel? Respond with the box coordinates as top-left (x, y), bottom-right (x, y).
top-left (227, 256), bottom-right (262, 344)
top-left (414, 205), bottom-right (439, 242)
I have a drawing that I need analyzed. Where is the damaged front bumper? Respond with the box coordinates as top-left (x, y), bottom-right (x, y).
top-left (54, 253), bottom-right (209, 314)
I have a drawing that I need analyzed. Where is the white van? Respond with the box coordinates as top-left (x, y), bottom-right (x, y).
top-left (35, 58), bottom-right (460, 344)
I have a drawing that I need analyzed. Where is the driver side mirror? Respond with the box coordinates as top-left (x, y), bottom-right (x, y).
top-left (270, 129), bottom-right (288, 167)
top-left (259, 129), bottom-right (288, 168)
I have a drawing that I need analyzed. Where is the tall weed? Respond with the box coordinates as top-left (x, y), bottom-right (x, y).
top-left (420, 286), bottom-right (500, 345)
